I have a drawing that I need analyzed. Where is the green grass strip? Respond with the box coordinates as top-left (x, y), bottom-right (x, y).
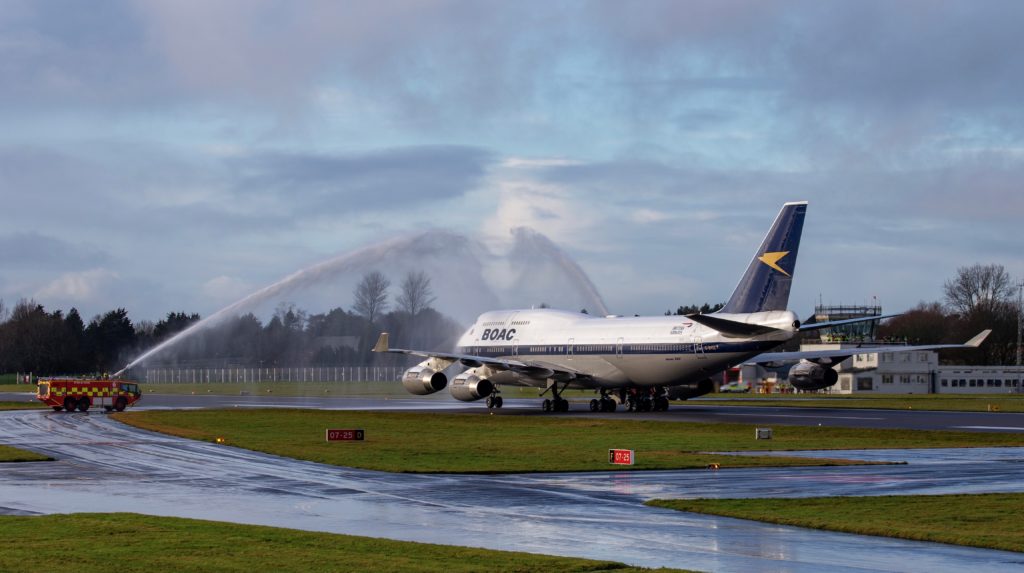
top-left (0, 400), bottom-right (46, 411)
top-left (0, 444), bottom-right (50, 462)
top-left (114, 410), bottom-right (1024, 473)
top-left (0, 513), bottom-right (688, 573)
top-left (647, 493), bottom-right (1024, 553)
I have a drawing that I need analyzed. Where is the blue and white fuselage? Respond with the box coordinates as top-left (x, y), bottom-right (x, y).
top-left (455, 308), bottom-right (797, 389)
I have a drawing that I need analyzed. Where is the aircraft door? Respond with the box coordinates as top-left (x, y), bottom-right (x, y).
top-left (567, 338), bottom-right (574, 359)
top-left (616, 337), bottom-right (623, 358)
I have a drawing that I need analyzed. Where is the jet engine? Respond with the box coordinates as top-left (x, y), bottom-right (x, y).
top-left (401, 365), bottom-right (448, 395)
top-left (666, 378), bottom-right (714, 400)
top-left (449, 370), bottom-right (494, 402)
top-left (788, 360), bottom-right (839, 391)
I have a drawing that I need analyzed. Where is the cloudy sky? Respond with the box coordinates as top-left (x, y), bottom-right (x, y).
top-left (2, 0), bottom-right (1022, 324)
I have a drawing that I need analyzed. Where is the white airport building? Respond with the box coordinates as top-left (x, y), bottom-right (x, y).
top-left (737, 303), bottom-right (1023, 395)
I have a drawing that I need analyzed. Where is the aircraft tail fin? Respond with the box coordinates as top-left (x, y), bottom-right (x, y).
top-left (719, 201), bottom-right (807, 314)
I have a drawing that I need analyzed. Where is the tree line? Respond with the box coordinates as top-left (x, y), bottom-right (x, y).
top-left (879, 263), bottom-right (1021, 365)
top-left (2, 264), bottom-right (1017, 375)
top-left (0, 271), bottom-right (461, 375)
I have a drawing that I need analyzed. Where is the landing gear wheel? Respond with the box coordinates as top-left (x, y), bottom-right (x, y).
top-left (114, 397), bottom-right (127, 412)
top-left (556, 398), bottom-right (569, 412)
top-left (486, 396), bottom-right (494, 409)
top-left (494, 396), bottom-right (503, 408)
top-left (77, 398), bottom-right (90, 412)
top-left (542, 399), bottom-right (552, 412)
top-left (63, 397), bottom-right (77, 412)
top-left (589, 399), bottom-right (599, 412)
top-left (655, 396), bottom-right (669, 411)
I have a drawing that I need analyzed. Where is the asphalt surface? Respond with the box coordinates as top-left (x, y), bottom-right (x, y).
top-left (6, 391), bottom-right (1024, 432)
top-left (3, 404), bottom-right (1024, 571)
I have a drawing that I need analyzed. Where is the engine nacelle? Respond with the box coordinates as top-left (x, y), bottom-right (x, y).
top-left (449, 371), bottom-right (494, 402)
top-left (666, 378), bottom-right (714, 401)
top-left (402, 366), bottom-right (448, 395)
top-left (788, 361), bottom-right (839, 391)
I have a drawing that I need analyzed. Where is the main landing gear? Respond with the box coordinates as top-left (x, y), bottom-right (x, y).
top-left (589, 390), bottom-right (617, 412)
top-left (625, 387), bottom-right (670, 412)
top-left (541, 382), bottom-right (569, 412)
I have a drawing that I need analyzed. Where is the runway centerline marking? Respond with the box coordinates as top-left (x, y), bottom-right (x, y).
top-left (952, 425), bottom-right (1024, 432)
top-left (718, 413), bottom-right (884, 420)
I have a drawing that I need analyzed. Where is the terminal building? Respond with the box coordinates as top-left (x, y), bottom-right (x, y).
top-left (739, 303), bottom-right (1023, 395)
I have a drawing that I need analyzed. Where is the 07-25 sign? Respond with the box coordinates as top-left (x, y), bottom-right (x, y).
top-left (326, 429), bottom-right (364, 441)
top-left (608, 448), bottom-right (634, 465)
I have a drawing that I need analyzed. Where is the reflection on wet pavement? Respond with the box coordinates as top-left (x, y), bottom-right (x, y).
top-left (2, 410), bottom-right (1023, 572)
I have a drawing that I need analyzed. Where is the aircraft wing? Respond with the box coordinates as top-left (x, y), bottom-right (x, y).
top-left (372, 333), bottom-right (589, 381)
top-left (748, 330), bottom-right (991, 366)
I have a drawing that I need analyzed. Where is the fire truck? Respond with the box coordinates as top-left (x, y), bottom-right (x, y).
top-left (36, 378), bottom-right (143, 412)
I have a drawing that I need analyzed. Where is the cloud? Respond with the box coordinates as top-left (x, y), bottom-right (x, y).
top-left (35, 268), bottom-right (120, 302)
top-left (230, 145), bottom-right (494, 214)
top-left (0, 232), bottom-right (109, 269)
top-left (201, 275), bottom-right (253, 303)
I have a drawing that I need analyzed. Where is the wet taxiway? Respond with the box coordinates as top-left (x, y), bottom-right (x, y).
top-left (2, 409), bottom-right (1024, 572)
top-left (4, 391), bottom-right (1023, 432)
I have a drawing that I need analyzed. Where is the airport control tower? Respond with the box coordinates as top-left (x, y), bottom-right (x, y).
top-left (810, 303), bottom-right (883, 343)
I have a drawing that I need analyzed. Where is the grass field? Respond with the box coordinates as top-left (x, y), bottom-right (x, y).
top-left (691, 393), bottom-right (1024, 412)
top-left (0, 444), bottom-right (50, 463)
top-left (647, 493), bottom-right (1024, 553)
top-left (113, 409), bottom-right (1024, 473)
top-left (0, 513), bottom-right (686, 573)
top-left (0, 400), bottom-right (45, 411)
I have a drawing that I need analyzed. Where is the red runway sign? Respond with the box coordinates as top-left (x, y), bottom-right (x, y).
top-left (326, 429), bottom-right (365, 441)
top-left (608, 448), bottom-right (634, 465)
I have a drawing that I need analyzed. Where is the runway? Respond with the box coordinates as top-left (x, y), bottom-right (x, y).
top-left (5, 390), bottom-right (1023, 432)
top-left (2, 408), bottom-right (1024, 572)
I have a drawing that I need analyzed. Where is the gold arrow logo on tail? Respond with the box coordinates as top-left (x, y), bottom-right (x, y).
top-left (758, 251), bottom-right (791, 276)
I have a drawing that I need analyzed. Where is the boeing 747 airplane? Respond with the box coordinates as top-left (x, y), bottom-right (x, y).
top-left (374, 202), bottom-right (989, 412)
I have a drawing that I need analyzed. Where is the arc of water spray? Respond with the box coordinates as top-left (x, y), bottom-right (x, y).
top-left (115, 228), bottom-right (609, 377)
top-left (115, 233), bottom-right (437, 376)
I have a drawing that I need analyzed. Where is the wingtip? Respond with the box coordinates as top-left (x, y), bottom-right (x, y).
top-left (372, 332), bottom-right (389, 353)
top-left (965, 329), bottom-right (992, 348)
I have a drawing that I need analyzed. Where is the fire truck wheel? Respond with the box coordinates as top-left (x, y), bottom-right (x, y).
top-left (63, 398), bottom-right (77, 412)
top-left (77, 398), bottom-right (90, 412)
top-left (52, 406), bottom-right (62, 412)
top-left (114, 397), bottom-right (127, 412)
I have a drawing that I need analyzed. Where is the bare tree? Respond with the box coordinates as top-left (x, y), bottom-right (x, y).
top-left (396, 271), bottom-right (436, 316)
top-left (944, 263), bottom-right (1014, 315)
top-left (353, 271), bottom-right (391, 324)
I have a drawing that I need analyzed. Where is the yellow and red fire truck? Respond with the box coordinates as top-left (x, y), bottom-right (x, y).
top-left (36, 378), bottom-right (142, 412)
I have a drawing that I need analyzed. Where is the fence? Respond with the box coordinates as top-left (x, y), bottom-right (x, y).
top-left (143, 366), bottom-right (406, 384)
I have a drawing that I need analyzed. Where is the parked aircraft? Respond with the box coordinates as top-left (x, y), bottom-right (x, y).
top-left (374, 202), bottom-right (989, 412)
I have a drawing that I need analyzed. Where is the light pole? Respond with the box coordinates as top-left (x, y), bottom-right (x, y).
top-left (1017, 280), bottom-right (1023, 393)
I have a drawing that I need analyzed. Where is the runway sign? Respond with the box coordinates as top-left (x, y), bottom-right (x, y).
top-left (609, 449), bottom-right (634, 465)
top-left (326, 429), bottom-right (365, 441)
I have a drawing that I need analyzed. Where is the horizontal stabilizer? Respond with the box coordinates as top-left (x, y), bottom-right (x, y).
top-left (686, 314), bottom-right (783, 338)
